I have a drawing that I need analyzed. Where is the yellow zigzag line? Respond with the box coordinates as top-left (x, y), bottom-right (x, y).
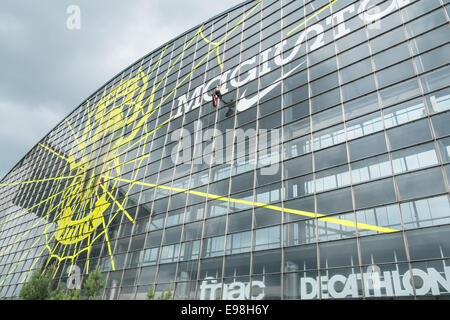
top-left (199, 0), bottom-right (262, 69)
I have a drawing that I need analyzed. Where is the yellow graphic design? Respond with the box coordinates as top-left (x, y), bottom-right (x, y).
top-left (0, 0), bottom-right (396, 288)
top-left (55, 195), bottom-right (110, 245)
top-left (288, 0), bottom-right (341, 35)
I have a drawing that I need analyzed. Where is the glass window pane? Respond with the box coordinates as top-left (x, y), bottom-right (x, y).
top-left (383, 98), bottom-right (426, 129)
top-left (204, 216), bottom-right (226, 237)
top-left (142, 248), bottom-right (159, 266)
top-left (160, 244), bottom-right (179, 263)
top-left (359, 232), bottom-right (407, 265)
top-left (431, 112), bottom-right (450, 138)
top-left (284, 174), bottom-right (313, 200)
top-left (341, 75), bottom-right (377, 102)
top-left (311, 105), bottom-right (343, 132)
top-left (438, 137), bottom-right (450, 163)
top-left (202, 236), bottom-right (225, 257)
top-left (254, 226), bottom-right (281, 251)
top-left (370, 26), bottom-right (406, 54)
top-left (426, 87), bottom-right (450, 114)
top-left (252, 249), bottom-right (281, 274)
top-left (180, 240), bottom-right (201, 261)
top-left (404, 7), bottom-right (447, 38)
top-left (315, 164), bottom-right (350, 193)
top-left (224, 253), bottom-right (251, 277)
top-left (346, 111), bottom-right (384, 140)
top-left (317, 212), bottom-right (357, 242)
top-left (315, 143), bottom-right (348, 171)
top-left (310, 88), bottom-right (341, 114)
top-left (283, 100), bottom-right (309, 123)
top-left (226, 231), bottom-right (251, 255)
top-left (388, 119), bottom-right (432, 151)
top-left (199, 257), bottom-right (223, 280)
top-left (351, 154), bottom-right (392, 184)
top-left (163, 226), bottom-right (182, 245)
top-left (396, 167), bottom-right (446, 201)
top-left (316, 187), bottom-right (353, 215)
top-left (183, 222), bottom-right (203, 241)
top-left (420, 65), bottom-right (450, 94)
top-left (391, 143), bottom-right (439, 174)
top-left (406, 226), bottom-right (450, 261)
top-left (145, 230), bottom-right (163, 248)
top-left (409, 24), bottom-right (448, 55)
top-left (313, 124), bottom-right (346, 150)
top-left (254, 206), bottom-right (281, 228)
top-left (356, 204), bottom-right (402, 236)
top-left (319, 239), bottom-right (359, 268)
top-left (252, 274), bottom-right (281, 299)
top-left (340, 58), bottom-right (373, 84)
top-left (344, 92), bottom-right (380, 121)
top-left (415, 44), bottom-right (450, 74)
top-left (284, 219), bottom-right (316, 246)
top-left (227, 210), bottom-right (252, 233)
top-left (349, 132), bottom-right (387, 161)
top-left (284, 244), bottom-right (318, 271)
top-left (177, 260), bottom-right (198, 282)
top-left (283, 196), bottom-right (315, 222)
top-left (377, 60), bottom-right (416, 89)
top-left (373, 42), bottom-right (410, 70)
top-left (283, 153), bottom-right (313, 179)
top-left (354, 178), bottom-right (396, 209)
top-left (401, 195), bottom-right (450, 229)
top-left (138, 266), bottom-right (157, 285)
top-left (157, 263), bottom-right (177, 283)
top-left (379, 78), bottom-right (421, 108)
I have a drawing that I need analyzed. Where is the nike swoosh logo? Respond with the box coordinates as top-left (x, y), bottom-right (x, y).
top-left (236, 60), bottom-right (306, 112)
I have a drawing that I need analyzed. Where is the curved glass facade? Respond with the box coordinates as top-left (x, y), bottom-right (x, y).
top-left (0, 0), bottom-right (449, 300)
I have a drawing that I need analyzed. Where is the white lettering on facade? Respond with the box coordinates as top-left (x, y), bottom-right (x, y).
top-left (300, 267), bottom-right (450, 299)
top-left (200, 277), bottom-right (265, 300)
top-left (173, 0), bottom-right (411, 119)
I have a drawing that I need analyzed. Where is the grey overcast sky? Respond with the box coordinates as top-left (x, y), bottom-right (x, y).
top-left (0, 0), bottom-right (245, 180)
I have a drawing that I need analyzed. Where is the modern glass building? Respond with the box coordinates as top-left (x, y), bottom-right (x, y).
top-left (0, 0), bottom-right (449, 300)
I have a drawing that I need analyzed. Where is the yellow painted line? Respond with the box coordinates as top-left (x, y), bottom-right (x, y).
top-left (65, 118), bottom-right (82, 152)
top-left (152, 29), bottom-right (201, 93)
top-left (288, 0), bottom-right (341, 35)
top-left (200, 28), bottom-right (223, 69)
top-left (0, 195), bottom-right (65, 259)
top-left (223, 1), bottom-right (262, 45)
top-left (1, 195), bottom-right (64, 285)
top-left (0, 183), bottom-right (75, 227)
top-left (0, 234), bottom-right (44, 286)
top-left (198, 1), bottom-right (262, 69)
top-left (104, 176), bottom-right (398, 234)
top-left (153, 0), bottom-right (263, 111)
top-left (0, 175), bottom-right (76, 187)
top-left (100, 184), bottom-right (134, 223)
top-left (110, 116), bottom-right (174, 160)
top-left (14, 174), bottom-right (80, 282)
top-left (112, 154), bottom-right (149, 171)
top-left (38, 143), bottom-right (72, 163)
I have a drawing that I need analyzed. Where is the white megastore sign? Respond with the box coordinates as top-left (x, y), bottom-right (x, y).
top-left (173, 0), bottom-right (411, 118)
